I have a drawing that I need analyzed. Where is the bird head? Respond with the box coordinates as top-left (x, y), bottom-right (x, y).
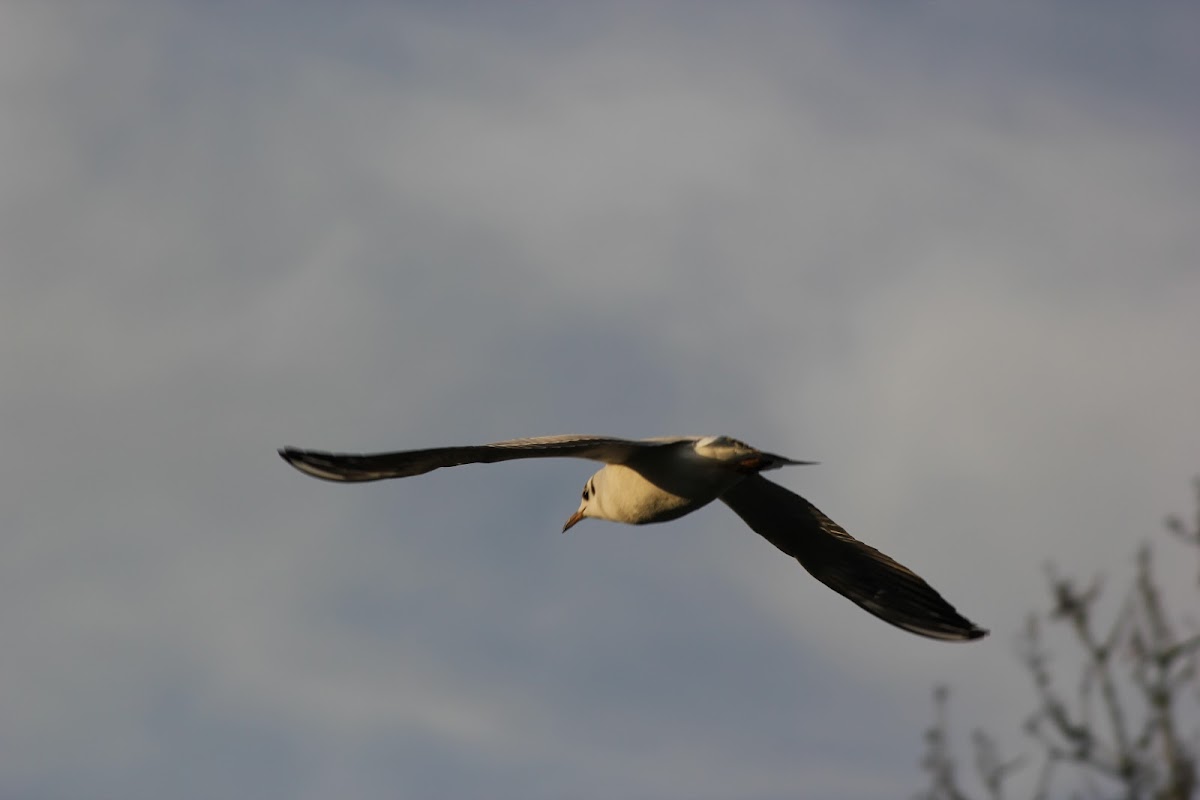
top-left (562, 473), bottom-right (600, 532)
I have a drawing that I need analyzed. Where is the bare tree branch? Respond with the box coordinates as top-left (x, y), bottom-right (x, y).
top-left (915, 477), bottom-right (1200, 800)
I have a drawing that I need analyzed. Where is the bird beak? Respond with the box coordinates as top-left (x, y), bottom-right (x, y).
top-left (562, 509), bottom-right (585, 533)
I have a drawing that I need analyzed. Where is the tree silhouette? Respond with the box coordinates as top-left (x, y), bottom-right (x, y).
top-left (915, 479), bottom-right (1200, 800)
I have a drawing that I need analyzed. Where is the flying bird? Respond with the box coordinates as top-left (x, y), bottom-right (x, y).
top-left (279, 434), bottom-right (987, 641)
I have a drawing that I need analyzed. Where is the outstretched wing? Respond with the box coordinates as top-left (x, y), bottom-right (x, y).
top-left (279, 435), bottom-right (690, 483)
top-left (719, 475), bottom-right (987, 642)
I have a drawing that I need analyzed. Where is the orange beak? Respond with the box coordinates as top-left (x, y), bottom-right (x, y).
top-left (562, 509), bottom-right (585, 532)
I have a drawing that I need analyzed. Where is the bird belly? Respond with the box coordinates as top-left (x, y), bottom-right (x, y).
top-left (601, 463), bottom-right (733, 525)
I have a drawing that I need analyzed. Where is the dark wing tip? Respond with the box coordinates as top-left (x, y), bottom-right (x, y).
top-left (941, 624), bottom-right (988, 642)
top-left (277, 447), bottom-right (370, 482)
top-left (904, 617), bottom-right (989, 643)
top-left (849, 566), bottom-right (990, 642)
top-left (859, 587), bottom-right (989, 642)
top-left (278, 446), bottom-right (312, 468)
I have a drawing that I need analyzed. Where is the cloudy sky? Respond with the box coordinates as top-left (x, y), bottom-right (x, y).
top-left (3, 3), bottom-right (1198, 798)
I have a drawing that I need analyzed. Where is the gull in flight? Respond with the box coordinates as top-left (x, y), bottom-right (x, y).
top-left (279, 435), bottom-right (987, 641)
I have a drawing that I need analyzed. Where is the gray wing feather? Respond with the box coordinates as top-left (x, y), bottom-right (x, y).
top-left (719, 475), bottom-right (987, 642)
top-left (278, 435), bottom-right (688, 483)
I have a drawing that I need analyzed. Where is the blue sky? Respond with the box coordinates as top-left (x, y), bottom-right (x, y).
top-left (2, 3), bottom-right (1198, 798)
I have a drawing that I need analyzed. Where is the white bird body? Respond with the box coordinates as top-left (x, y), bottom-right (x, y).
top-left (582, 462), bottom-right (711, 525)
top-left (568, 436), bottom-right (803, 527)
top-left (279, 434), bottom-right (987, 642)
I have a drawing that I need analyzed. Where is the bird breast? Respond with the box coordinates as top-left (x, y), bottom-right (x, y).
top-left (596, 461), bottom-right (740, 525)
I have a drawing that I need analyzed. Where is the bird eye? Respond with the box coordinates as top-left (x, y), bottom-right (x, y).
top-left (582, 486), bottom-right (590, 500)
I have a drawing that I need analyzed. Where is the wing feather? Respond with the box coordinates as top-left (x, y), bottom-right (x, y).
top-left (278, 435), bottom-right (689, 483)
top-left (720, 475), bottom-right (987, 642)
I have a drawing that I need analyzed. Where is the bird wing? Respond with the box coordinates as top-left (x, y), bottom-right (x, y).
top-left (279, 435), bottom-right (691, 483)
top-left (719, 474), bottom-right (987, 642)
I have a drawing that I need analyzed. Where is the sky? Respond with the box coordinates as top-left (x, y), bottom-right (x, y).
top-left (2, 3), bottom-right (1199, 799)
